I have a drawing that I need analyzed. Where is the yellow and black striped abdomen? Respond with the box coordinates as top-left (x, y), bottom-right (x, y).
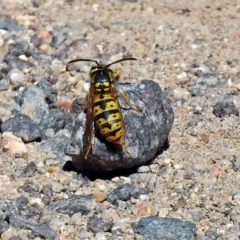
top-left (93, 94), bottom-right (124, 146)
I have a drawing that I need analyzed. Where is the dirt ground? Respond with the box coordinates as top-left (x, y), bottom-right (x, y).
top-left (1, 0), bottom-right (240, 239)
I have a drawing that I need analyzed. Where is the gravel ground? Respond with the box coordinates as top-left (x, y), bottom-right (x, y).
top-left (0, 0), bottom-right (240, 239)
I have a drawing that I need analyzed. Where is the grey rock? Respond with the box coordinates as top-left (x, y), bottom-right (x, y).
top-left (0, 79), bottom-right (10, 91)
top-left (4, 55), bottom-right (34, 70)
top-left (0, 220), bottom-right (9, 234)
top-left (41, 184), bottom-right (53, 204)
top-left (203, 60), bottom-right (218, 71)
top-left (19, 205), bottom-right (39, 219)
top-left (205, 227), bottom-right (220, 239)
top-left (130, 173), bottom-right (157, 192)
top-left (88, 215), bottom-right (113, 233)
top-left (39, 108), bottom-right (65, 133)
top-left (107, 183), bottom-right (147, 205)
top-left (20, 161), bottom-right (38, 177)
top-left (47, 194), bottom-right (96, 215)
top-left (213, 100), bottom-right (239, 118)
top-left (1, 114), bottom-right (42, 142)
top-left (9, 215), bottom-right (39, 230)
top-left (18, 182), bottom-right (39, 195)
top-left (40, 135), bottom-right (70, 155)
top-left (189, 81), bottom-right (210, 96)
top-left (15, 195), bottom-right (28, 210)
top-left (0, 17), bottom-right (22, 31)
top-left (65, 80), bottom-right (174, 172)
top-left (134, 216), bottom-right (196, 240)
top-left (17, 84), bottom-right (49, 124)
top-left (0, 199), bottom-right (19, 216)
top-left (32, 223), bottom-right (57, 239)
top-left (35, 80), bottom-right (57, 105)
top-left (32, 52), bottom-right (53, 65)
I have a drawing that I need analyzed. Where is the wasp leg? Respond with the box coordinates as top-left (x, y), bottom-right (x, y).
top-left (112, 69), bottom-right (121, 81)
top-left (117, 92), bottom-right (142, 111)
top-left (84, 121), bottom-right (94, 159)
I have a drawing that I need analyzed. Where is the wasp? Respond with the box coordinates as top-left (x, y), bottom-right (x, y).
top-left (67, 57), bottom-right (142, 159)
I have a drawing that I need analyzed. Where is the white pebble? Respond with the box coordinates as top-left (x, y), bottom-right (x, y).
top-left (138, 194), bottom-right (148, 201)
top-left (119, 176), bottom-right (131, 184)
top-left (9, 69), bottom-right (24, 88)
top-left (29, 197), bottom-right (44, 209)
top-left (83, 82), bottom-right (90, 92)
top-left (70, 212), bottom-right (82, 225)
top-left (78, 230), bottom-right (94, 239)
top-left (138, 166), bottom-right (150, 173)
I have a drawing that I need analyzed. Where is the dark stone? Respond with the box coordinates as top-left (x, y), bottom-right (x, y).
top-left (20, 161), bottom-right (38, 177)
top-left (107, 183), bottom-right (147, 205)
top-left (47, 194), bottom-right (96, 215)
top-left (88, 215), bottom-right (113, 233)
top-left (0, 17), bottom-right (22, 31)
top-left (32, 223), bottom-right (57, 239)
top-left (31, 0), bottom-right (40, 7)
top-left (0, 220), bottom-right (9, 234)
top-left (20, 205), bottom-right (40, 218)
top-left (4, 55), bottom-right (34, 70)
top-left (41, 184), bottom-right (53, 204)
top-left (189, 81), bottom-right (210, 96)
top-left (65, 80), bottom-right (174, 172)
top-left (134, 216), bottom-right (196, 240)
top-left (30, 35), bottom-right (43, 48)
top-left (8, 41), bottom-right (31, 57)
top-left (213, 101), bottom-right (239, 117)
top-left (18, 182), bottom-right (39, 195)
top-left (15, 196), bottom-right (28, 210)
top-left (31, 52), bottom-right (53, 65)
top-left (35, 80), bottom-right (57, 105)
top-left (40, 135), bottom-right (70, 155)
top-left (9, 215), bottom-right (39, 230)
top-left (1, 114), bottom-right (41, 142)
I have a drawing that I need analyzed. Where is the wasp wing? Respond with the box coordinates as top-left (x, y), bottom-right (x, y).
top-left (84, 85), bottom-right (95, 159)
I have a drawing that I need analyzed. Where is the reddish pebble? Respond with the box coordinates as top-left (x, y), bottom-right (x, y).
top-left (199, 133), bottom-right (209, 144)
top-left (59, 96), bottom-right (72, 110)
top-left (37, 30), bottom-right (51, 40)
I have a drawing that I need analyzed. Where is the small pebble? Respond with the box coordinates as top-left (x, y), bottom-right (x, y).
top-left (0, 79), bottom-right (10, 91)
top-left (1, 132), bottom-right (28, 158)
top-left (137, 166), bottom-right (150, 173)
top-left (78, 230), bottom-right (94, 239)
top-left (9, 69), bottom-right (24, 89)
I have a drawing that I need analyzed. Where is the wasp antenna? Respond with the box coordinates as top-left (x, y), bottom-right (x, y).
top-left (106, 58), bottom-right (137, 68)
top-left (67, 58), bottom-right (99, 66)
